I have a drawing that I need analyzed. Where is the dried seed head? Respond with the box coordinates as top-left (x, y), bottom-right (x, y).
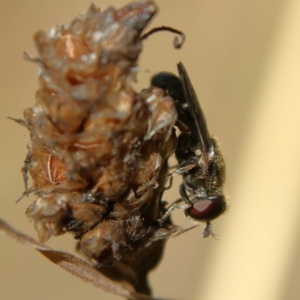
top-left (18, 1), bottom-right (179, 295)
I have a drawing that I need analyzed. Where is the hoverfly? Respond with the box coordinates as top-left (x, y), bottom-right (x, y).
top-left (151, 62), bottom-right (227, 238)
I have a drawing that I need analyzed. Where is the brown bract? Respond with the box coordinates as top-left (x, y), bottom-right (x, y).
top-left (17, 0), bottom-right (179, 296)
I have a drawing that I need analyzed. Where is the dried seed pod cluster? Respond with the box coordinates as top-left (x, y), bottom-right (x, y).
top-left (18, 1), bottom-right (178, 293)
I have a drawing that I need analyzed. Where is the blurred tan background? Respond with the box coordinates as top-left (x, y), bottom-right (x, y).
top-left (1, 0), bottom-right (300, 299)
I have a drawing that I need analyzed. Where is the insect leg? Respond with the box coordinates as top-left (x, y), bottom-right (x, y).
top-left (163, 176), bottom-right (174, 192)
top-left (179, 183), bottom-right (193, 205)
top-left (158, 199), bottom-right (188, 224)
top-left (176, 119), bottom-right (191, 135)
top-left (172, 224), bottom-right (200, 238)
top-left (158, 198), bottom-right (191, 224)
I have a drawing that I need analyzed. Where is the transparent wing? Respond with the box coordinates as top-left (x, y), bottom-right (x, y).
top-left (177, 62), bottom-right (211, 156)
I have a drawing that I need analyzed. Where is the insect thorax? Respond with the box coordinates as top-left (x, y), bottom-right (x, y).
top-left (184, 137), bottom-right (225, 196)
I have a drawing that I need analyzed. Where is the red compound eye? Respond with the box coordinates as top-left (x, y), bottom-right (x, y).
top-left (186, 195), bottom-right (226, 221)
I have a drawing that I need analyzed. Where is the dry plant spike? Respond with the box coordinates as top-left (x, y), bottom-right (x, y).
top-left (6, 0), bottom-right (186, 298)
top-left (141, 26), bottom-right (186, 49)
